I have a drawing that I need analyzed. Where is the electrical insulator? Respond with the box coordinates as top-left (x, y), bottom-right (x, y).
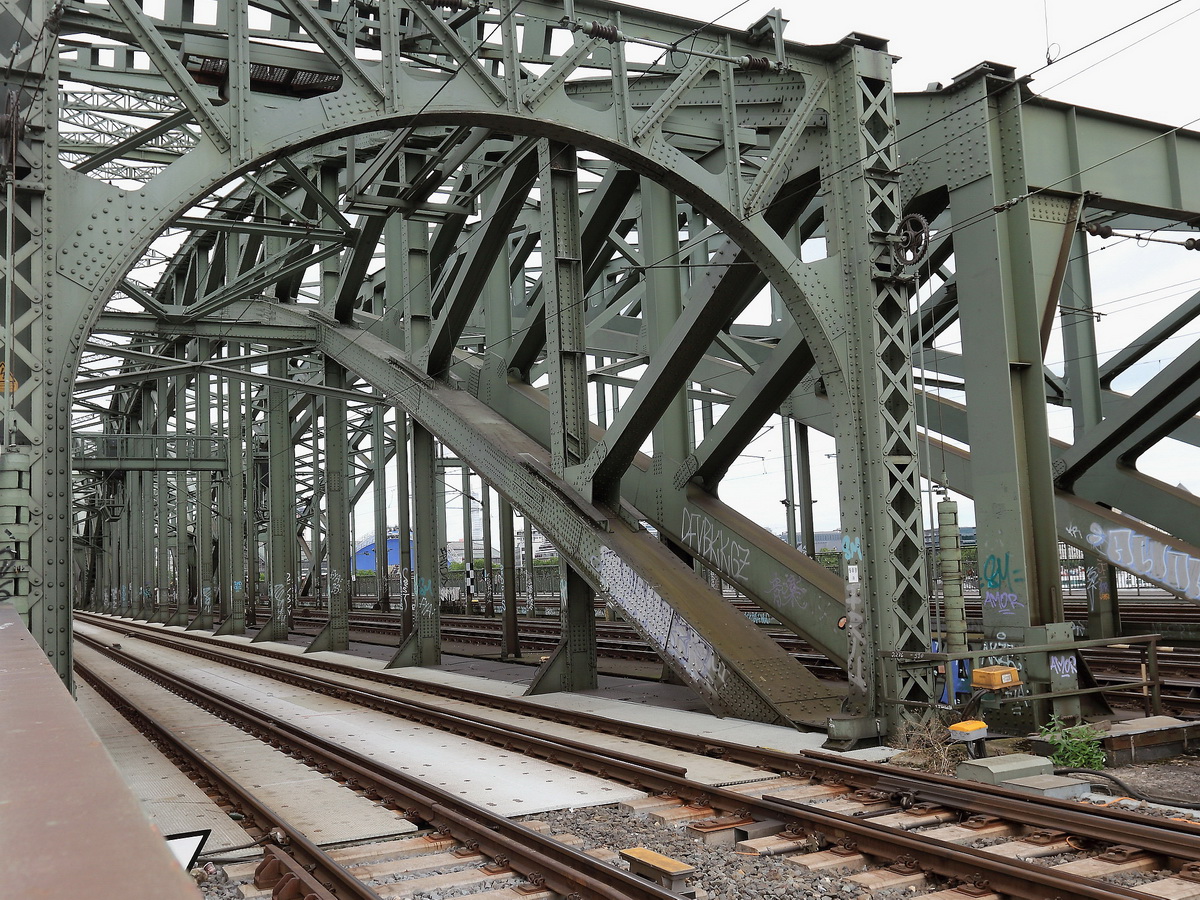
top-left (1084, 222), bottom-right (1114, 239)
top-left (582, 21), bottom-right (622, 42)
top-left (1186, 238), bottom-right (1200, 251)
top-left (738, 56), bottom-right (772, 71)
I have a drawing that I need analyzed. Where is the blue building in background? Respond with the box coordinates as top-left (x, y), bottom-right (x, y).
top-left (355, 536), bottom-right (413, 570)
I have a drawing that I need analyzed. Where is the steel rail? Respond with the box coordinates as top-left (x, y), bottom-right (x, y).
top-left (76, 615), bottom-right (1200, 853)
top-left (303, 611), bottom-right (1190, 681)
top-left (75, 634), bottom-right (681, 900)
top-left (317, 614), bottom-right (1198, 706)
top-left (756, 794), bottom-right (1161, 900)
top-left (785, 751), bottom-right (1200, 863)
top-left (78, 632), bottom-right (1164, 900)
top-left (73, 657), bottom-right (379, 900)
top-left (83, 624), bottom-right (690, 779)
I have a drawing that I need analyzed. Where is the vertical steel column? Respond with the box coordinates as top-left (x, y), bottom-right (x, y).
top-left (216, 359), bottom-right (248, 635)
top-left (153, 371), bottom-right (171, 623)
top-left (437, 455), bottom-right (451, 621)
top-left (255, 355), bottom-right (295, 642)
top-left (101, 505), bottom-right (114, 612)
top-left (0, 0), bottom-right (69, 679)
top-left (169, 365), bottom-right (191, 626)
top-left (524, 517), bottom-right (535, 612)
top-left (388, 422), bottom-right (441, 666)
top-left (372, 410), bottom-right (391, 613)
top-left (247, 378), bottom-right (263, 627)
top-left (389, 165), bottom-right (439, 665)
top-left (112, 507), bottom-right (122, 614)
top-left (125, 479), bottom-right (136, 615)
top-left (93, 514), bottom-right (103, 612)
top-left (640, 178), bottom-right (692, 490)
top-left (306, 392), bottom-right (322, 607)
top-left (117, 477), bottom-right (130, 616)
top-left (462, 466), bottom-right (475, 613)
top-left (482, 196), bottom-right (512, 623)
top-left (140, 465), bottom-right (154, 618)
top-left (824, 44), bottom-right (932, 740)
top-left (595, 356), bottom-right (608, 428)
top-left (395, 411), bottom-right (412, 635)
top-left (124, 473), bottom-right (139, 617)
top-left (782, 419), bottom-right (798, 548)
top-left (308, 358), bottom-right (350, 652)
top-left (529, 564), bottom-right (598, 694)
top-left (314, 163), bottom-right (343, 610)
top-left (155, 469), bottom-right (170, 622)
top-left (189, 343), bottom-right (214, 629)
top-left (948, 81), bottom-right (1080, 727)
top-left (499, 496), bottom-right (520, 657)
top-left (1061, 232), bottom-right (1119, 639)
top-left (385, 207), bottom-right (412, 627)
top-left (530, 139), bottom-right (595, 693)
top-left (796, 422), bottom-right (817, 558)
top-left (481, 486), bottom-right (494, 616)
top-left (169, 470), bottom-right (189, 625)
top-left (213, 370), bottom-right (231, 623)
top-left (109, 482), bottom-right (118, 614)
top-left (540, 140), bottom-right (589, 475)
top-left (80, 515), bottom-right (98, 611)
top-left (119, 480), bottom-right (131, 615)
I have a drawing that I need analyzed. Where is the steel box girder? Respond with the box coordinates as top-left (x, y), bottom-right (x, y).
top-left (461, 358), bottom-right (851, 669)
top-left (289, 306), bottom-right (843, 724)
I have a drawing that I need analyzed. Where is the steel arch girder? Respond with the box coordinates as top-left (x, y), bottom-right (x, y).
top-left (49, 52), bottom-right (853, 691)
top-left (48, 13), bottom-right (922, 723)
top-left (53, 57), bottom-right (843, 391)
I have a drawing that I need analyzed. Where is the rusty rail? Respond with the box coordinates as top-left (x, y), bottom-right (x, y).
top-left (74, 657), bottom-right (378, 900)
top-left (76, 634), bottom-right (681, 900)
top-left (77, 611), bottom-right (1200, 862)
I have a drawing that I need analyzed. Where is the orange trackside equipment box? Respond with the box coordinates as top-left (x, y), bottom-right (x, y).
top-left (948, 720), bottom-right (988, 741)
top-left (971, 665), bottom-right (1022, 690)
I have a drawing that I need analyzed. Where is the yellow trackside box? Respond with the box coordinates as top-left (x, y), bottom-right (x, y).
top-left (949, 720), bottom-right (988, 742)
top-left (971, 665), bottom-right (1021, 690)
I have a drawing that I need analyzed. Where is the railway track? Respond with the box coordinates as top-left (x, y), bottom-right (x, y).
top-left (289, 611), bottom-right (1199, 712)
top-left (75, 612), bottom-right (1200, 899)
top-left (75, 633), bottom-right (678, 900)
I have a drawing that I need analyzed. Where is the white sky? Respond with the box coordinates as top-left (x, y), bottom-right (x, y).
top-left (404, 1), bottom-right (1200, 544)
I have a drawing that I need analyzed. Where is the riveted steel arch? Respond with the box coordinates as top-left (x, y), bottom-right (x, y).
top-left (13, 0), bottom-right (949, 733)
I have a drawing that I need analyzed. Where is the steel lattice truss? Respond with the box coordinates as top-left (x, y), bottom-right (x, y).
top-left (3, 0), bottom-right (1200, 738)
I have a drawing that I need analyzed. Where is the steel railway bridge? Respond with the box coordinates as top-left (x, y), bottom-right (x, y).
top-left (3, 0), bottom-right (1199, 742)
